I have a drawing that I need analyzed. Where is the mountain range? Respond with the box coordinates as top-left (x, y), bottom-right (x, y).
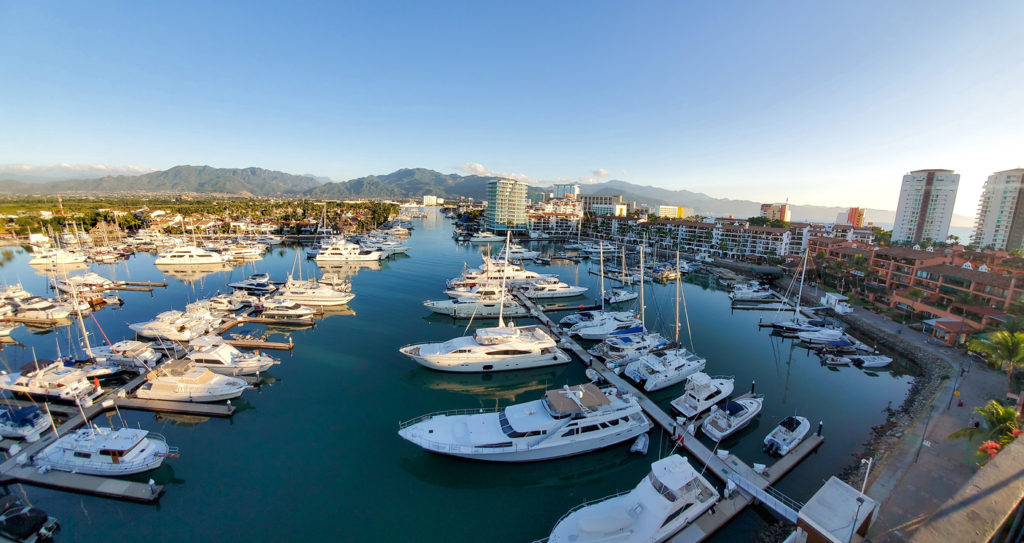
top-left (0, 165), bottom-right (974, 227)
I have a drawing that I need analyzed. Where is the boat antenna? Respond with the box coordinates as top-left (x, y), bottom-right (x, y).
top-left (679, 250), bottom-right (695, 352)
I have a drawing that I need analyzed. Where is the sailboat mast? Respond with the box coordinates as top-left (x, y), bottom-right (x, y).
top-left (796, 248), bottom-right (807, 315)
top-left (497, 232), bottom-right (509, 328)
top-left (599, 243), bottom-right (605, 311)
top-left (675, 250), bottom-right (680, 343)
top-left (639, 236), bottom-right (646, 329)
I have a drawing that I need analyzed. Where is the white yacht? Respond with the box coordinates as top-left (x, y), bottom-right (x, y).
top-left (0, 362), bottom-right (102, 406)
top-left (548, 454), bottom-right (720, 543)
top-left (701, 397), bottom-right (763, 442)
top-left (623, 347), bottom-right (707, 392)
top-left (360, 237), bottom-right (409, 256)
top-left (0, 405), bottom-right (50, 441)
top-left (797, 328), bottom-right (848, 344)
top-left (590, 332), bottom-right (669, 364)
top-left (399, 324), bottom-right (571, 372)
top-left (519, 277), bottom-right (588, 299)
top-left (227, 272), bottom-right (277, 293)
top-left (33, 426), bottom-right (175, 476)
top-left (424, 295), bottom-right (530, 319)
top-left (12, 297), bottom-right (73, 320)
top-left (55, 271), bottom-right (117, 294)
top-left (467, 231), bottom-right (504, 242)
top-left (187, 335), bottom-right (279, 376)
top-left (128, 309), bottom-right (218, 342)
top-left (136, 359), bottom-right (248, 402)
top-left (314, 238), bottom-right (383, 261)
top-left (670, 373), bottom-right (734, 419)
top-left (443, 284), bottom-right (506, 299)
top-left (559, 310), bottom-right (634, 328)
top-left (28, 249), bottom-right (87, 266)
top-left (261, 300), bottom-right (317, 320)
top-left (850, 354), bottom-right (892, 368)
top-left (88, 340), bottom-right (164, 369)
top-left (763, 415), bottom-right (810, 456)
top-left (207, 291), bottom-right (259, 312)
top-left (567, 313), bottom-right (643, 341)
top-left (497, 243), bottom-right (540, 261)
top-left (0, 283), bottom-right (31, 302)
top-left (154, 246), bottom-right (227, 265)
top-left (604, 287), bottom-right (638, 304)
top-left (272, 277), bottom-right (354, 306)
top-left (398, 383), bottom-right (653, 461)
top-left (448, 258), bottom-right (552, 288)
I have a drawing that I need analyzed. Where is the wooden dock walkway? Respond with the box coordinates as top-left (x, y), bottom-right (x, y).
top-left (514, 292), bottom-right (825, 542)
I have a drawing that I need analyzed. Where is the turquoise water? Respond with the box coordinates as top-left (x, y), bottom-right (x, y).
top-left (0, 210), bottom-right (913, 541)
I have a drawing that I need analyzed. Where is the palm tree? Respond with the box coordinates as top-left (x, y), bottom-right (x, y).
top-left (969, 331), bottom-right (1024, 386)
top-left (948, 400), bottom-right (1021, 444)
top-left (1003, 316), bottom-right (1024, 335)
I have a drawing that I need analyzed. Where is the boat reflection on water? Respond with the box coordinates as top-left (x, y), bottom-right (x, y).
top-left (400, 444), bottom-right (642, 490)
top-left (156, 263), bottom-right (234, 283)
top-left (30, 261), bottom-right (88, 276)
top-left (317, 305), bottom-right (357, 319)
top-left (315, 260), bottom-right (383, 279)
top-left (405, 365), bottom-right (569, 401)
top-left (154, 412), bottom-right (211, 427)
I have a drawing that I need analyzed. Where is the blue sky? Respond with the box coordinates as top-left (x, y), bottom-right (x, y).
top-left (1, 1), bottom-right (1021, 217)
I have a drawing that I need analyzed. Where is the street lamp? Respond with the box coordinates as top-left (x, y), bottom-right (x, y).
top-left (860, 457), bottom-right (873, 494)
top-left (850, 496), bottom-right (866, 542)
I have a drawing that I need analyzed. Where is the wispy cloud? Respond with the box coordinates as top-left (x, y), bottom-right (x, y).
top-left (0, 163), bottom-right (156, 181)
top-left (593, 168), bottom-right (609, 178)
top-left (457, 163), bottom-right (542, 185)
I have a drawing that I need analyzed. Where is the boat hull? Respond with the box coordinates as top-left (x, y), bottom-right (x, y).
top-left (403, 349), bottom-right (572, 373)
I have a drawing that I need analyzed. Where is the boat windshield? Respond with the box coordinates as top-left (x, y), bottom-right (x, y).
top-left (497, 412), bottom-right (544, 438)
top-left (648, 473), bottom-right (677, 502)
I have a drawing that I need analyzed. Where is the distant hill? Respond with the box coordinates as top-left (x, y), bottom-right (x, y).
top-left (0, 165), bottom-right (322, 196)
top-left (0, 164), bottom-right (974, 227)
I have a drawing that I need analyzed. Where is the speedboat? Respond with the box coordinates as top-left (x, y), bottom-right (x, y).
top-left (0, 362), bottom-right (102, 406)
top-left (136, 359), bottom-right (249, 402)
top-left (423, 295), bottom-right (530, 319)
top-left (604, 288), bottom-right (638, 304)
top-left (623, 347), bottom-right (707, 392)
top-left (670, 373), bottom-right (734, 419)
top-left (186, 335), bottom-right (279, 376)
top-left (589, 331), bottom-right (669, 363)
top-left (398, 383), bottom-right (652, 461)
top-left (33, 426), bottom-right (175, 475)
top-left (0, 494), bottom-right (59, 542)
top-left (548, 454), bottom-right (719, 543)
top-left (519, 277), bottom-right (588, 299)
top-left (849, 354), bottom-right (892, 368)
top-left (701, 397), bottom-right (763, 442)
top-left (227, 272), bottom-right (277, 293)
top-left (399, 324), bottom-right (571, 372)
top-left (763, 415), bottom-right (810, 456)
top-left (154, 246), bottom-right (227, 265)
top-left (260, 300), bottom-right (317, 320)
top-left (798, 328), bottom-right (849, 344)
top-left (0, 405), bottom-right (50, 441)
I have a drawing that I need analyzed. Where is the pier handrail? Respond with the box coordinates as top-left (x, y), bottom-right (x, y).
top-left (551, 488), bottom-right (632, 528)
top-left (398, 407), bottom-right (501, 429)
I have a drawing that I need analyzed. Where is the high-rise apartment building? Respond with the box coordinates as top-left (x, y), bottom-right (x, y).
top-left (892, 169), bottom-right (959, 244)
top-left (759, 203), bottom-right (791, 222)
top-left (485, 178), bottom-right (528, 232)
top-left (552, 183), bottom-right (580, 199)
top-left (846, 207), bottom-right (865, 228)
top-left (971, 169), bottom-right (1024, 250)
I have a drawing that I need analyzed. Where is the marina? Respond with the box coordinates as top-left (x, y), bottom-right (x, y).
top-left (0, 210), bottom-right (913, 541)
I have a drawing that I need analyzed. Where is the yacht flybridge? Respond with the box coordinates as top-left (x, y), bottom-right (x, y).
top-left (670, 373), bottom-right (734, 419)
top-left (399, 324), bottom-right (571, 372)
top-left (398, 383), bottom-right (652, 461)
top-left (136, 359), bottom-right (249, 402)
top-left (519, 277), bottom-right (588, 299)
top-left (548, 454), bottom-right (720, 543)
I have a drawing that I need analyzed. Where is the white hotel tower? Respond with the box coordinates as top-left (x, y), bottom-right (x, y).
top-left (971, 169), bottom-right (1024, 251)
top-left (891, 169), bottom-right (959, 244)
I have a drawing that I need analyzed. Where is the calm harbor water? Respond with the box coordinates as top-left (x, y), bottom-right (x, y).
top-left (0, 210), bottom-right (914, 542)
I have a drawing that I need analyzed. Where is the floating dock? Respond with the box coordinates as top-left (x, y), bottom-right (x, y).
top-left (513, 292), bottom-right (824, 541)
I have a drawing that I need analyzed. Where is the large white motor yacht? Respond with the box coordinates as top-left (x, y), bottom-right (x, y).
top-left (548, 454), bottom-right (720, 543)
top-left (187, 335), bottom-right (279, 376)
top-left (314, 238), bottom-right (383, 261)
top-left (88, 340), bottom-right (164, 369)
top-left (623, 347), bottom-right (707, 392)
top-left (567, 313), bottom-right (643, 341)
top-left (136, 359), bottom-right (249, 402)
top-left (590, 331), bottom-right (669, 363)
top-left (398, 383), bottom-right (652, 462)
top-left (497, 243), bottom-right (540, 261)
top-left (272, 277), bottom-right (354, 306)
top-left (12, 297), bottom-right (74, 320)
top-left (55, 272), bottom-right (117, 294)
top-left (519, 277), bottom-right (588, 299)
top-left (467, 231), bottom-right (504, 242)
top-left (154, 246), bottom-right (227, 265)
top-left (399, 324), bottom-right (571, 372)
top-left (443, 284), bottom-right (506, 299)
top-left (423, 295), bottom-right (530, 319)
top-left (0, 362), bottom-right (103, 406)
top-left (33, 426), bottom-right (175, 476)
top-left (227, 272), bottom-right (277, 293)
top-left (260, 299), bottom-right (317, 320)
top-left (128, 309), bottom-right (218, 342)
top-left (701, 397), bottom-right (763, 442)
top-left (670, 373), bottom-right (734, 419)
top-left (28, 249), bottom-right (87, 266)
